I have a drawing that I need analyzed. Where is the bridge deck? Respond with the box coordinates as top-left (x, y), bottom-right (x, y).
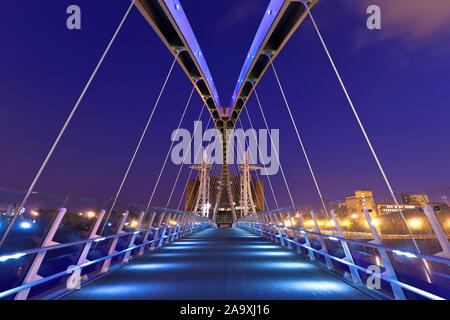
top-left (63, 228), bottom-right (373, 300)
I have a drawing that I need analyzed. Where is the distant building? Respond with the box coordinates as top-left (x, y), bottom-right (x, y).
top-left (345, 190), bottom-right (376, 218)
top-left (342, 190), bottom-right (435, 217)
top-left (401, 193), bottom-right (429, 205)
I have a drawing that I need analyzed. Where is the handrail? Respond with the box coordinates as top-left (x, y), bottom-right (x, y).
top-left (0, 220), bottom-right (213, 300)
top-left (236, 220), bottom-right (449, 300)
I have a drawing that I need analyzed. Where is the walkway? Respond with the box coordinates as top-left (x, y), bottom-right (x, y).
top-left (63, 228), bottom-right (373, 300)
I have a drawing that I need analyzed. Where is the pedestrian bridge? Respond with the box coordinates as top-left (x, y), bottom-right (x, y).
top-left (0, 211), bottom-right (448, 301)
top-left (0, 0), bottom-right (449, 302)
top-left (61, 228), bottom-right (373, 300)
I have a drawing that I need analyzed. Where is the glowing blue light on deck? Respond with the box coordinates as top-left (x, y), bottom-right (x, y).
top-left (127, 263), bottom-right (177, 271)
top-left (19, 221), bottom-right (32, 229)
top-left (107, 223), bottom-right (112, 227)
top-left (258, 251), bottom-right (292, 256)
top-left (291, 281), bottom-right (347, 292)
top-left (242, 245), bottom-right (280, 250)
top-left (393, 250), bottom-right (417, 258)
top-left (264, 262), bottom-right (313, 270)
top-left (0, 252), bottom-right (26, 262)
top-left (164, 245), bottom-right (196, 250)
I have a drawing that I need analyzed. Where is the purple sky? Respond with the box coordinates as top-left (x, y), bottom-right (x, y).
top-left (0, 0), bottom-right (449, 210)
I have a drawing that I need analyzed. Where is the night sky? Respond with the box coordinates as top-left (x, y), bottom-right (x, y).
top-left (0, 0), bottom-right (449, 210)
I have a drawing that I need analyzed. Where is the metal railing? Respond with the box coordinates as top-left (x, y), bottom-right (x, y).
top-left (0, 204), bottom-right (215, 300)
top-left (235, 203), bottom-right (450, 300)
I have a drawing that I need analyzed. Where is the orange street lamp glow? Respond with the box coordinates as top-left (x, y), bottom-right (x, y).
top-left (86, 211), bottom-right (96, 218)
top-left (408, 219), bottom-right (422, 229)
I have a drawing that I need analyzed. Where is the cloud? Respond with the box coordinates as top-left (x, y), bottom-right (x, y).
top-left (348, 0), bottom-right (450, 50)
top-left (218, 0), bottom-right (263, 29)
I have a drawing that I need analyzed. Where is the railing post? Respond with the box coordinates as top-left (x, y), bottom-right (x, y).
top-left (330, 210), bottom-right (362, 284)
top-left (362, 208), bottom-right (406, 300)
top-left (311, 211), bottom-right (334, 270)
top-left (297, 211), bottom-right (315, 261)
top-left (123, 211), bottom-right (145, 263)
top-left (287, 212), bottom-right (302, 254)
top-left (161, 212), bottom-right (172, 246)
top-left (256, 214), bottom-right (264, 236)
top-left (176, 214), bottom-right (187, 240)
top-left (76, 209), bottom-right (106, 265)
top-left (280, 212), bottom-right (292, 249)
top-left (100, 211), bottom-right (128, 274)
top-left (422, 205), bottom-right (450, 258)
top-left (150, 212), bottom-right (166, 251)
top-left (138, 211), bottom-right (156, 256)
top-left (169, 213), bottom-right (181, 242)
top-left (268, 214), bottom-right (278, 243)
top-left (15, 208), bottom-right (67, 300)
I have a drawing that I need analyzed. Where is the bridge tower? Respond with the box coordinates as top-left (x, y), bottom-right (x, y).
top-left (238, 150), bottom-right (260, 217)
top-left (190, 149), bottom-right (212, 216)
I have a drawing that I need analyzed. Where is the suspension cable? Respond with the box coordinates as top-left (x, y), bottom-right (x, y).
top-left (176, 117), bottom-right (212, 211)
top-left (241, 104), bottom-right (279, 209)
top-left (237, 117), bottom-right (270, 212)
top-left (99, 55), bottom-right (178, 235)
top-left (270, 60), bottom-right (329, 219)
top-left (303, 4), bottom-right (421, 251)
top-left (253, 89), bottom-right (296, 208)
top-left (144, 86), bottom-right (195, 213)
top-left (165, 104), bottom-right (206, 208)
top-left (0, 0), bottom-right (137, 248)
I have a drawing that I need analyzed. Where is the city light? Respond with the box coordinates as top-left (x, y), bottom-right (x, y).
top-left (86, 211), bottom-right (96, 218)
top-left (30, 210), bottom-right (39, 217)
top-left (284, 219), bottom-right (291, 227)
top-left (304, 220), bottom-right (314, 227)
top-left (408, 218), bottom-right (422, 229)
top-left (351, 214), bottom-right (358, 219)
top-left (342, 220), bottom-right (350, 226)
top-left (19, 221), bottom-right (32, 229)
top-left (130, 220), bottom-right (138, 228)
